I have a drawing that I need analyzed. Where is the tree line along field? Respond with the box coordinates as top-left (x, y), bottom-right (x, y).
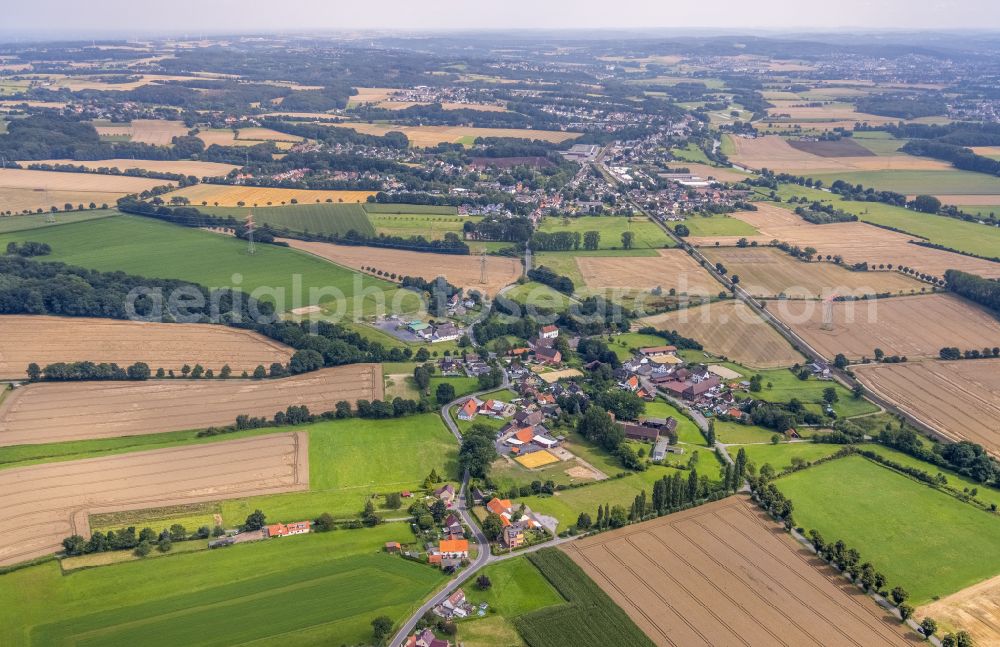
top-left (700, 247), bottom-right (925, 299)
top-left (0, 432), bottom-right (308, 567)
top-left (562, 497), bottom-right (916, 646)
top-left (0, 523), bottom-right (441, 647)
top-left (536, 214), bottom-right (673, 250)
top-left (0, 215), bottom-right (403, 316)
top-left (775, 455), bottom-right (1000, 605)
top-left (773, 293), bottom-right (1000, 361)
top-left (0, 315), bottom-right (293, 379)
top-left (198, 201), bottom-right (377, 237)
top-left (0, 364), bottom-right (382, 446)
top-left (854, 359), bottom-right (1000, 454)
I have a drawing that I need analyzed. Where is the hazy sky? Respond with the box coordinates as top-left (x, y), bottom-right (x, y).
top-left (6, 0), bottom-right (1000, 36)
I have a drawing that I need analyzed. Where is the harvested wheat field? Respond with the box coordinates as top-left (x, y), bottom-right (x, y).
top-left (563, 497), bottom-right (917, 647)
top-left (23, 158), bottom-right (239, 177)
top-left (284, 238), bottom-right (521, 295)
top-left (576, 249), bottom-right (717, 294)
top-left (327, 122), bottom-right (578, 147)
top-left (0, 168), bottom-right (171, 206)
top-left (920, 572), bottom-right (1000, 646)
top-left (775, 293), bottom-right (1000, 361)
top-left (642, 300), bottom-right (803, 368)
top-left (0, 432), bottom-right (308, 566)
top-left (196, 127), bottom-right (304, 148)
top-left (934, 194), bottom-right (1000, 206)
top-left (726, 135), bottom-right (948, 173)
top-left (94, 119), bottom-right (189, 145)
top-left (163, 184), bottom-right (374, 207)
top-left (701, 247), bottom-right (924, 298)
top-left (0, 315), bottom-right (293, 378)
top-left (689, 220), bottom-right (1000, 280)
top-left (0, 189), bottom-right (123, 214)
top-left (0, 364), bottom-right (381, 446)
top-left (855, 360), bottom-right (1000, 453)
top-left (348, 87), bottom-right (397, 106)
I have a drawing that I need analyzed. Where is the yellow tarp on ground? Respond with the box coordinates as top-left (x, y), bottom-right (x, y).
top-left (515, 450), bottom-right (560, 469)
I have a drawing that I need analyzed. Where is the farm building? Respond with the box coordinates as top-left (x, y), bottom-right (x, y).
top-left (266, 521), bottom-right (311, 537)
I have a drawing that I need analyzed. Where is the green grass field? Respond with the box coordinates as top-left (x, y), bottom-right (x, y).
top-left (0, 214), bottom-right (401, 315)
top-left (0, 524), bottom-right (441, 646)
top-left (775, 455), bottom-right (1000, 604)
top-left (737, 441), bottom-right (842, 472)
top-left (681, 214), bottom-right (759, 237)
top-left (537, 215), bottom-right (672, 250)
top-left (850, 131), bottom-right (906, 156)
top-left (504, 281), bottom-right (575, 309)
top-left (0, 209), bottom-right (118, 233)
top-left (671, 142), bottom-right (712, 164)
top-left (198, 202), bottom-right (376, 237)
top-left (363, 203), bottom-right (459, 215)
top-left (807, 169), bottom-right (1000, 196)
top-left (642, 399), bottom-right (706, 446)
top-left (745, 367), bottom-right (878, 418)
top-left (368, 212), bottom-right (473, 240)
top-left (606, 331), bottom-right (671, 360)
top-left (765, 183), bottom-right (1000, 260)
top-left (464, 556), bottom-right (565, 618)
top-left (714, 420), bottom-right (787, 444)
top-left (221, 414), bottom-right (458, 523)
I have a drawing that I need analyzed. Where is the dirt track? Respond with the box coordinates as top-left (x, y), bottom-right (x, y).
top-left (0, 432), bottom-right (308, 566)
top-left (0, 364), bottom-right (382, 446)
top-left (774, 293), bottom-right (1000, 361)
top-left (0, 315), bottom-right (294, 378)
top-left (855, 359), bottom-right (1000, 453)
top-left (563, 497), bottom-right (918, 647)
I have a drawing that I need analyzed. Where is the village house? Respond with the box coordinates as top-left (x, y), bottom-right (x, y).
top-left (622, 423), bottom-right (660, 443)
top-left (534, 346), bottom-right (562, 366)
top-left (480, 399), bottom-right (516, 418)
top-left (639, 345), bottom-right (677, 358)
top-left (437, 538), bottom-right (469, 559)
top-left (265, 520), bottom-right (311, 538)
top-left (539, 325), bottom-right (559, 340)
top-left (434, 483), bottom-right (456, 506)
top-left (431, 322), bottom-right (461, 343)
top-left (457, 398), bottom-right (480, 421)
top-left (384, 541), bottom-right (402, 554)
top-left (444, 514), bottom-right (464, 538)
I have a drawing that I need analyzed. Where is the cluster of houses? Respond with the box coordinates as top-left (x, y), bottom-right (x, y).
top-left (439, 354), bottom-right (492, 378)
top-left (404, 319), bottom-right (463, 343)
top-left (430, 587), bottom-right (485, 623)
top-left (485, 497), bottom-right (546, 549)
top-left (405, 628), bottom-right (452, 647)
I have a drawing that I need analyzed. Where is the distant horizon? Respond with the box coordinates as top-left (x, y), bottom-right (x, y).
top-left (6, 0), bottom-right (1000, 38)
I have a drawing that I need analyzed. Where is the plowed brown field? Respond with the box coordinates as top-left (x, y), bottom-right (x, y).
top-left (284, 238), bottom-right (521, 295)
top-left (563, 497), bottom-right (918, 647)
top-left (0, 364), bottom-right (381, 446)
top-left (0, 316), bottom-right (293, 378)
top-left (641, 300), bottom-right (803, 368)
top-left (855, 359), bottom-right (1000, 453)
top-left (774, 293), bottom-right (1000, 361)
top-left (0, 432), bottom-right (308, 566)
